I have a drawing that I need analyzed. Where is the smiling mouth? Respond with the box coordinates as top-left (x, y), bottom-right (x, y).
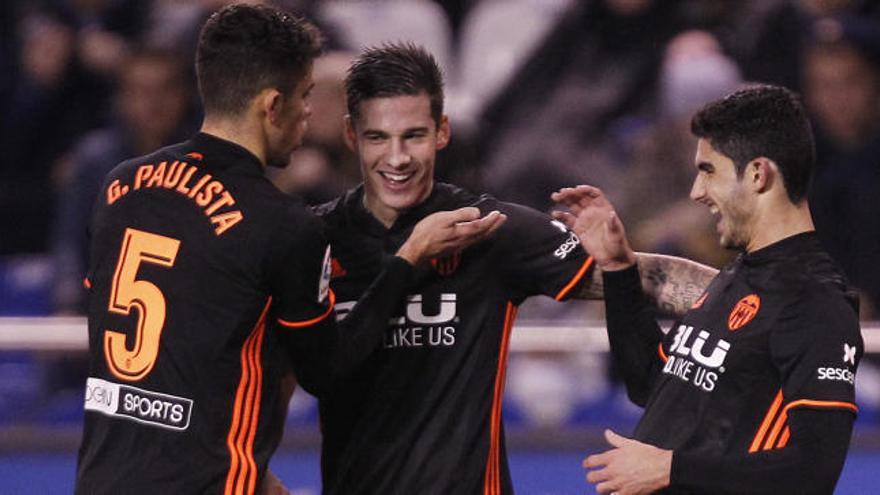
top-left (379, 171), bottom-right (414, 184)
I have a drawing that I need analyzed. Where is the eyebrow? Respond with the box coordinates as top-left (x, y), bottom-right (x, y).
top-left (361, 126), bottom-right (431, 137)
top-left (696, 161), bottom-right (714, 172)
top-left (362, 129), bottom-right (388, 138)
top-left (402, 127), bottom-right (430, 135)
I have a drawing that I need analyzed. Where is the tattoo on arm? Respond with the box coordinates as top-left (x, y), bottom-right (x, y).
top-left (572, 263), bottom-right (604, 300)
top-left (570, 253), bottom-right (718, 317)
top-left (637, 253), bottom-right (718, 316)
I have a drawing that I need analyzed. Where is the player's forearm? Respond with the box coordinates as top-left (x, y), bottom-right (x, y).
top-left (572, 253), bottom-right (716, 317)
top-left (634, 253), bottom-right (717, 317)
top-left (286, 256), bottom-right (414, 397)
top-left (603, 265), bottom-right (664, 406)
top-left (671, 409), bottom-right (853, 494)
top-left (330, 255), bottom-right (414, 378)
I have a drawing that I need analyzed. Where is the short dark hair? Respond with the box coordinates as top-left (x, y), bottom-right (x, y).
top-left (691, 85), bottom-right (816, 203)
top-left (345, 42), bottom-right (444, 125)
top-left (196, 3), bottom-right (322, 116)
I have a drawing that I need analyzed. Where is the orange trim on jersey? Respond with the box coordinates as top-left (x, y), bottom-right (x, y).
top-left (554, 256), bottom-right (594, 301)
top-left (783, 399), bottom-right (858, 415)
top-left (763, 404), bottom-right (789, 450)
top-left (186, 152), bottom-right (203, 160)
top-left (658, 343), bottom-right (668, 363)
top-left (749, 390), bottom-right (783, 453)
top-left (762, 400), bottom-right (858, 452)
top-left (225, 319), bottom-right (255, 495)
top-left (777, 426), bottom-right (791, 449)
top-left (276, 290), bottom-right (336, 328)
top-left (234, 326), bottom-right (260, 494)
top-left (484, 302), bottom-right (518, 495)
top-left (244, 318), bottom-right (266, 495)
top-left (749, 392), bottom-right (857, 454)
top-left (82, 277), bottom-right (92, 289)
top-left (225, 298), bottom-right (270, 495)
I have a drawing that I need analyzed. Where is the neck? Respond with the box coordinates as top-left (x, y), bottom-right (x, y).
top-left (362, 194), bottom-right (401, 228)
top-left (745, 199), bottom-right (815, 253)
top-left (201, 116), bottom-right (266, 167)
top-left (133, 134), bottom-right (166, 156)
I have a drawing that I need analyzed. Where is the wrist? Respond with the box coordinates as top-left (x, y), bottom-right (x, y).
top-left (395, 241), bottom-right (421, 266)
top-left (599, 252), bottom-right (637, 272)
top-left (600, 260), bottom-right (636, 271)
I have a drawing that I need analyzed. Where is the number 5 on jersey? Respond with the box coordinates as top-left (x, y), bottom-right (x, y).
top-left (104, 228), bottom-right (180, 382)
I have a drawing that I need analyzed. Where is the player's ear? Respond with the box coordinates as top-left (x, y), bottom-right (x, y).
top-left (436, 114), bottom-right (450, 150)
top-left (262, 88), bottom-right (284, 127)
top-left (343, 115), bottom-right (357, 152)
top-left (747, 157), bottom-right (774, 194)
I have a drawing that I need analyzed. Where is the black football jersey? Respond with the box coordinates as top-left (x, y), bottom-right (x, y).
top-left (76, 133), bottom-right (335, 495)
top-left (605, 232), bottom-right (862, 493)
top-left (314, 183), bottom-right (594, 495)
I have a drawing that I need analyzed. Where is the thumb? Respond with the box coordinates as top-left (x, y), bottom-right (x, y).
top-left (551, 210), bottom-right (576, 229)
top-left (604, 429), bottom-right (629, 448)
top-left (446, 206), bottom-right (481, 224)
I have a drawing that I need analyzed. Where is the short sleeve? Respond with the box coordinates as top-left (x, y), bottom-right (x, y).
top-left (771, 287), bottom-right (862, 414)
top-left (485, 200), bottom-right (594, 301)
top-left (270, 210), bottom-right (335, 329)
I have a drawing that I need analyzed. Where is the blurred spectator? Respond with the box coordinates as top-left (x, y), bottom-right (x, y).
top-left (67, 0), bottom-right (151, 77)
top-left (475, 0), bottom-right (688, 211)
top-left (803, 16), bottom-right (880, 318)
top-left (450, 0), bottom-right (572, 136)
top-left (318, 0), bottom-right (453, 75)
top-left (622, 30), bottom-right (741, 268)
top-left (266, 51), bottom-right (360, 204)
top-left (50, 46), bottom-right (194, 314)
top-left (0, 2), bottom-right (19, 110)
top-left (0, 1), bottom-right (150, 255)
top-left (1, 10), bottom-right (98, 255)
top-left (738, 0), bottom-right (880, 91)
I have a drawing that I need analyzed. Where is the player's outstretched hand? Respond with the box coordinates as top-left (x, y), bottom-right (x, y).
top-left (582, 429), bottom-right (672, 495)
top-left (551, 185), bottom-right (636, 271)
top-left (396, 207), bottom-right (507, 266)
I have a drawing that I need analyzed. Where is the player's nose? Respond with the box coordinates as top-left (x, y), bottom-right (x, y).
top-left (387, 138), bottom-right (411, 168)
top-left (690, 174), bottom-right (706, 202)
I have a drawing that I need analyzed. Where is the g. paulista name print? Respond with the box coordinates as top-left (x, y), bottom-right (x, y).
top-left (105, 159), bottom-right (244, 236)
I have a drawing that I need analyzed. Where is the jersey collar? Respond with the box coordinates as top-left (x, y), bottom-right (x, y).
top-left (185, 132), bottom-right (264, 175)
top-left (742, 231), bottom-right (821, 266)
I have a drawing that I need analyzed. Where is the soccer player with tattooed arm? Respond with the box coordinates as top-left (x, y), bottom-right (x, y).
top-left (553, 85), bottom-right (863, 495)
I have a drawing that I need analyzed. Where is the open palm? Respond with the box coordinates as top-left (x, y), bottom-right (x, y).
top-left (551, 185), bottom-right (636, 271)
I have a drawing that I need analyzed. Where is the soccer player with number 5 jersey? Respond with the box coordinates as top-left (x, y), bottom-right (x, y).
top-left (75, 5), bottom-right (503, 494)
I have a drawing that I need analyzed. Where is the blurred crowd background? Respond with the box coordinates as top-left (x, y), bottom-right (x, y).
top-left (1, 0), bottom-right (879, 320)
top-left (1, 0), bottom-right (880, 473)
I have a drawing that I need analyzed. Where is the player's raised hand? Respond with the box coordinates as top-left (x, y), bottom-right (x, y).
top-left (551, 185), bottom-right (636, 271)
top-left (582, 429), bottom-right (671, 495)
top-left (396, 207), bottom-right (507, 266)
